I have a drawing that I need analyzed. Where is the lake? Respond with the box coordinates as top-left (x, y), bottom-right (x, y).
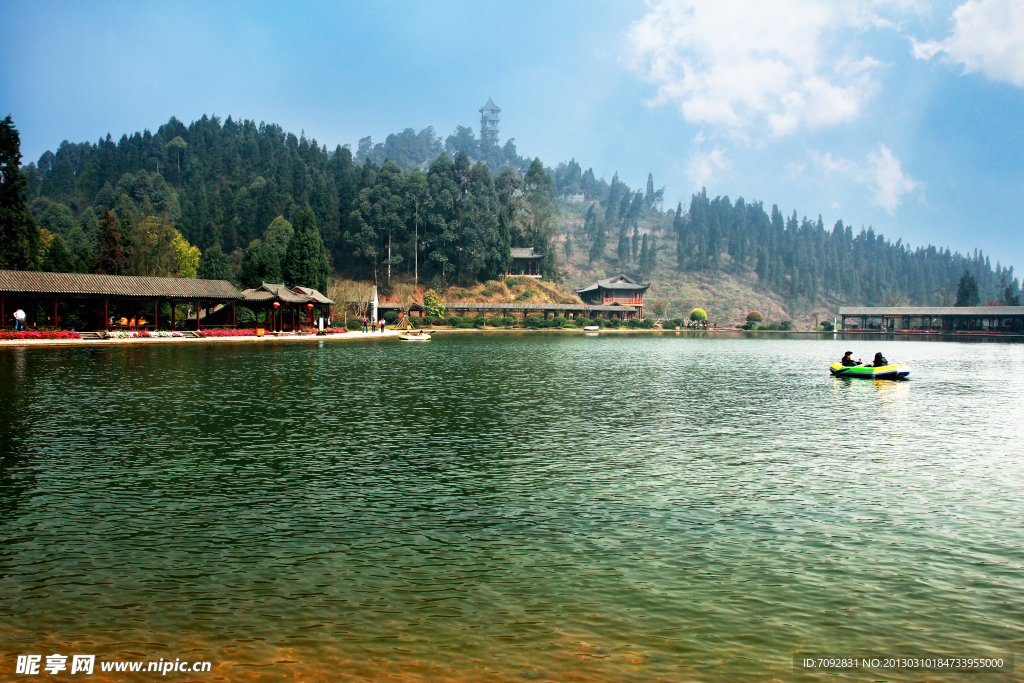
top-left (1, 333), bottom-right (1022, 682)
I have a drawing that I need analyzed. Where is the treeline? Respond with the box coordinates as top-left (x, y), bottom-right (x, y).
top-left (573, 176), bottom-right (1021, 307)
top-left (14, 114), bottom-right (563, 287)
top-left (668, 189), bottom-right (1022, 306)
top-left (6, 111), bottom-right (1021, 308)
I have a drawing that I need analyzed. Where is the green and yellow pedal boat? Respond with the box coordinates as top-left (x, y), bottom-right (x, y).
top-left (830, 363), bottom-right (909, 379)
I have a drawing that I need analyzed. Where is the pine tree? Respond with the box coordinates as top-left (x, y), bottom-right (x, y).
top-left (631, 224), bottom-right (640, 261)
top-left (616, 225), bottom-right (629, 267)
top-left (639, 233), bottom-right (649, 276)
top-left (41, 234), bottom-right (75, 273)
top-left (283, 206), bottom-right (329, 291)
top-left (0, 116), bottom-right (41, 269)
top-left (197, 244), bottom-right (233, 281)
top-left (955, 270), bottom-right (979, 307)
top-left (96, 209), bottom-right (126, 274)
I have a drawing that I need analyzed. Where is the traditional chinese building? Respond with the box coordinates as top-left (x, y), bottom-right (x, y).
top-left (239, 283), bottom-right (334, 332)
top-left (508, 247), bottom-right (544, 278)
top-left (575, 274), bottom-right (650, 318)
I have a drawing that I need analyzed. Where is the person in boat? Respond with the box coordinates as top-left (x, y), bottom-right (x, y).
top-left (841, 351), bottom-right (861, 367)
top-left (872, 352), bottom-right (889, 367)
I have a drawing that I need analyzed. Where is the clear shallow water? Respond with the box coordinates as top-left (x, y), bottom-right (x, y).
top-left (1, 334), bottom-right (1022, 682)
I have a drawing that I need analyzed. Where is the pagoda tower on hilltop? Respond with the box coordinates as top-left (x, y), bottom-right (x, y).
top-left (479, 98), bottom-right (501, 148)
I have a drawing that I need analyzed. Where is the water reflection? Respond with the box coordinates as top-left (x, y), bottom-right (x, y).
top-left (0, 336), bottom-right (1021, 683)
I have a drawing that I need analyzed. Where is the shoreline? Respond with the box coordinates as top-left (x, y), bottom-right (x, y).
top-left (3, 326), bottom-right (1023, 348)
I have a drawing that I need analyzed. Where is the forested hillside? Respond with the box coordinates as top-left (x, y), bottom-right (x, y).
top-left (6, 113), bottom-right (1021, 316)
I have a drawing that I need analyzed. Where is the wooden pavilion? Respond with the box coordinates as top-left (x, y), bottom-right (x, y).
top-left (574, 274), bottom-right (650, 319)
top-left (508, 248), bottom-right (544, 278)
top-left (239, 283), bottom-right (334, 332)
top-left (0, 269), bottom-right (241, 331)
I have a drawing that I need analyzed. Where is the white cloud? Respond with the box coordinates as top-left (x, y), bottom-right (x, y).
top-left (626, 0), bottom-right (906, 137)
top-left (866, 144), bottom-right (919, 213)
top-left (686, 147), bottom-right (732, 188)
top-left (805, 144), bottom-right (920, 213)
top-left (912, 0), bottom-right (1024, 85)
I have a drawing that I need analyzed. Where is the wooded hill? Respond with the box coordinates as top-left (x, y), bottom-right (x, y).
top-left (8, 113), bottom-right (1022, 320)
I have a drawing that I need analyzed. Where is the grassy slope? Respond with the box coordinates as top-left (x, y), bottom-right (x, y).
top-left (552, 201), bottom-right (841, 330)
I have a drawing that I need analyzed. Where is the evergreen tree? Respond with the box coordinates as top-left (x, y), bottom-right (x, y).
top-left (41, 233), bottom-right (75, 272)
top-left (631, 224), bottom-right (640, 261)
top-left (639, 233), bottom-right (649, 277)
top-left (0, 116), bottom-right (41, 269)
top-left (283, 206), bottom-right (329, 292)
top-left (617, 225), bottom-right (629, 266)
top-left (956, 270), bottom-right (980, 306)
top-left (197, 244), bottom-right (233, 281)
top-left (95, 209), bottom-right (126, 274)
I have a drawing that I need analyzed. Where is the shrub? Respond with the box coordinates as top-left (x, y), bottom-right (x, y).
top-left (505, 278), bottom-right (520, 287)
top-left (671, 317), bottom-right (685, 328)
top-left (780, 320), bottom-right (793, 331)
top-left (758, 323), bottom-right (780, 331)
top-left (383, 311), bottom-right (399, 324)
top-left (690, 307), bottom-right (708, 322)
top-left (562, 321), bottom-right (577, 328)
top-left (525, 314), bottom-right (544, 328)
top-left (515, 290), bottom-right (536, 302)
top-left (627, 317), bottom-right (642, 328)
top-left (641, 317), bottom-right (655, 329)
top-left (746, 310), bottom-right (763, 323)
top-left (820, 320), bottom-right (834, 331)
top-left (605, 318), bottom-right (621, 329)
top-left (235, 306), bottom-right (256, 326)
top-left (551, 315), bottom-right (568, 328)
top-left (502, 315), bottom-right (516, 326)
top-left (480, 290), bottom-right (494, 297)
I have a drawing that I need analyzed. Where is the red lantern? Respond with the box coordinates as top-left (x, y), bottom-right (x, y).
top-left (307, 303), bottom-right (314, 309)
top-left (273, 302), bottom-right (281, 308)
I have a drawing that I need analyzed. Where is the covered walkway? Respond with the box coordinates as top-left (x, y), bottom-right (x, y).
top-left (0, 270), bottom-right (241, 331)
top-left (839, 306), bottom-right (1024, 334)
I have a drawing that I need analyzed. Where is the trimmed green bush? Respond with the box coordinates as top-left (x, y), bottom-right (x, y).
top-left (780, 320), bottom-right (793, 331)
top-left (383, 311), bottom-right (399, 324)
top-left (690, 307), bottom-right (708, 322)
top-left (515, 290), bottom-right (536, 302)
top-left (235, 306), bottom-right (256, 326)
top-left (505, 278), bottom-right (520, 287)
top-left (605, 318), bottom-right (621, 329)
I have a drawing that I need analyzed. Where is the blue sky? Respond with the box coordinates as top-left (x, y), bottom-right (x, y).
top-left (3, 0), bottom-right (1022, 271)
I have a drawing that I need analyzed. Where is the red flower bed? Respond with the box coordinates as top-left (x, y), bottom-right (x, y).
top-left (0, 330), bottom-right (81, 341)
top-left (325, 328), bottom-right (348, 334)
top-left (196, 330), bottom-right (258, 337)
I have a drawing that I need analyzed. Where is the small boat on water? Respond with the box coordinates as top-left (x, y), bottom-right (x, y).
top-left (583, 325), bottom-right (600, 331)
top-left (400, 330), bottom-right (431, 342)
top-left (830, 363), bottom-right (909, 379)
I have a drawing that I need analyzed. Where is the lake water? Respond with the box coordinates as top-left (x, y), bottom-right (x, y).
top-left (1, 334), bottom-right (1022, 682)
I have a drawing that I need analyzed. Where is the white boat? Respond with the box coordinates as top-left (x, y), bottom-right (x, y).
top-left (583, 325), bottom-right (600, 331)
top-left (400, 331), bottom-right (431, 341)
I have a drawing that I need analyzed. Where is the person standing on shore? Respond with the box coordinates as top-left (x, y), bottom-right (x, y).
top-left (362, 317), bottom-right (368, 333)
top-left (379, 318), bottom-right (385, 333)
top-left (13, 309), bottom-right (26, 331)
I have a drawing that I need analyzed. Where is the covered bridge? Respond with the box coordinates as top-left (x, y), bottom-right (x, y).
top-left (0, 269), bottom-right (241, 331)
top-left (839, 306), bottom-right (1024, 334)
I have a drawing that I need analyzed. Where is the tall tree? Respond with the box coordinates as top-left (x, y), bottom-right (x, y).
top-left (95, 209), bottom-right (126, 274)
top-left (956, 270), bottom-right (980, 307)
top-left (41, 234), bottom-right (75, 273)
top-left (284, 206), bottom-right (329, 291)
top-left (0, 116), bottom-right (41, 269)
top-left (197, 244), bottom-right (233, 281)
